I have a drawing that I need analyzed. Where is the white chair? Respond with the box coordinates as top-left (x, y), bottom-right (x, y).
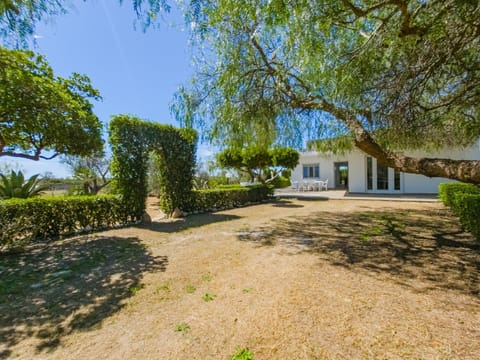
top-left (320, 179), bottom-right (328, 191)
top-left (300, 181), bottom-right (309, 191)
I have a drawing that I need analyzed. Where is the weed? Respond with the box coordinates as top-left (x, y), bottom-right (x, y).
top-left (175, 322), bottom-right (190, 333)
top-left (129, 284), bottom-right (144, 294)
top-left (201, 273), bottom-right (212, 282)
top-left (155, 283), bottom-right (170, 293)
top-left (359, 233), bottom-right (370, 242)
top-left (230, 347), bottom-right (254, 360)
top-left (203, 293), bottom-right (216, 302)
top-left (242, 287), bottom-right (254, 293)
top-left (185, 284), bottom-right (196, 293)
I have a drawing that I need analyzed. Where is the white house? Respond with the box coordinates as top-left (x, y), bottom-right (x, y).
top-left (291, 140), bottom-right (480, 194)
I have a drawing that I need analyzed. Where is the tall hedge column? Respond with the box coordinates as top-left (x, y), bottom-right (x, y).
top-left (110, 115), bottom-right (197, 220)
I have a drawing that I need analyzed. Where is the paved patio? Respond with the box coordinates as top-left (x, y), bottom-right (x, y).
top-left (274, 189), bottom-right (439, 202)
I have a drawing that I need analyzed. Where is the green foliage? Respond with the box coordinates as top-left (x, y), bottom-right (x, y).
top-left (0, 46), bottom-right (103, 160)
top-left (452, 193), bottom-right (480, 241)
top-left (202, 292), bottom-right (216, 302)
top-left (216, 147), bottom-right (299, 183)
top-left (0, 195), bottom-right (129, 252)
top-left (63, 154), bottom-right (111, 195)
top-left (438, 183), bottom-right (480, 209)
top-left (185, 284), bottom-right (196, 293)
top-left (109, 115), bottom-right (197, 219)
top-left (270, 176), bottom-right (290, 189)
top-left (175, 0), bottom-right (480, 183)
top-left (438, 182), bottom-right (480, 241)
top-left (230, 348), bottom-right (254, 360)
top-left (0, 170), bottom-right (49, 198)
top-left (186, 185), bottom-right (273, 213)
top-left (175, 322), bottom-right (190, 333)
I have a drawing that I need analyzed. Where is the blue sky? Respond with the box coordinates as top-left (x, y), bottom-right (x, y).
top-left (1, 0), bottom-right (211, 177)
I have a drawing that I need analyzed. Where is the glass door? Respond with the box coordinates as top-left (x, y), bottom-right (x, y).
top-left (334, 162), bottom-right (349, 190)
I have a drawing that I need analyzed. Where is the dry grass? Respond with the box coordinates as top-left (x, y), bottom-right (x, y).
top-left (1, 198), bottom-right (479, 359)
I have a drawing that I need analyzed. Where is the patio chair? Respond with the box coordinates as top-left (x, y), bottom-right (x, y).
top-left (320, 179), bottom-right (328, 191)
top-left (300, 181), bottom-right (309, 191)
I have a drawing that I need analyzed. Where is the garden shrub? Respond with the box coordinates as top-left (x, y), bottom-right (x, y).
top-left (451, 193), bottom-right (480, 241)
top-left (438, 182), bottom-right (480, 241)
top-left (270, 176), bottom-right (291, 188)
top-left (438, 182), bottom-right (480, 208)
top-left (186, 185), bottom-right (273, 213)
top-left (109, 115), bottom-right (196, 218)
top-left (0, 196), bottom-right (129, 251)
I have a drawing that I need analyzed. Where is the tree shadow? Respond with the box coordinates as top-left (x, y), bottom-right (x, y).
top-left (237, 209), bottom-right (480, 297)
top-left (140, 213), bottom-right (242, 233)
top-left (0, 236), bottom-right (167, 358)
top-left (272, 200), bottom-right (305, 209)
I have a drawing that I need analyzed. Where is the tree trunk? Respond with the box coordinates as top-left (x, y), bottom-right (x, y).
top-left (342, 109), bottom-right (480, 184)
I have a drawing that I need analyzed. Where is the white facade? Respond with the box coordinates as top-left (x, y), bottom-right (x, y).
top-left (291, 141), bottom-right (480, 194)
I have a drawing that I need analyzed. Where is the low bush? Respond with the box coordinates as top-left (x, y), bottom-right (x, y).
top-left (0, 195), bottom-right (129, 252)
top-left (269, 176), bottom-right (291, 189)
top-left (186, 185), bottom-right (273, 213)
top-left (438, 182), bottom-right (480, 208)
top-left (452, 193), bottom-right (480, 241)
top-left (438, 182), bottom-right (480, 241)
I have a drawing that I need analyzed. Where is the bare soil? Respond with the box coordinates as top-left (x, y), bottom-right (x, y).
top-left (1, 198), bottom-right (479, 359)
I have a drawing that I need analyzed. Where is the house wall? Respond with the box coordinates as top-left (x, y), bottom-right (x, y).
top-left (292, 152), bottom-right (350, 190)
top-left (293, 140), bottom-right (480, 194)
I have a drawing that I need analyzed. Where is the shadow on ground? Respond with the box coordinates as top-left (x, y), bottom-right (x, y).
top-left (0, 236), bottom-right (167, 358)
top-left (141, 213), bottom-right (242, 233)
top-left (238, 208), bottom-right (480, 296)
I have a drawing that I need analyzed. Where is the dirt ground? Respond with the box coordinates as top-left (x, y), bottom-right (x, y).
top-left (1, 198), bottom-right (479, 359)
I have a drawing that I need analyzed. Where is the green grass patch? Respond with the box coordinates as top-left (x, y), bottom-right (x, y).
top-left (129, 284), bottom-right (144, 294)
top-left (175, 322), bottom-right (191, 333)
top-left (203, 293), bottom-right (216, 302)
top-left (185, 284), bottom-right (196, 293)
top-left (230, 347), bottom-right (254, 360)
top-left (201, 273), bottom-right (212, 282)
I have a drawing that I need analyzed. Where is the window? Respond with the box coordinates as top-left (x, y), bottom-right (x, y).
top-left (303, 164), bottom-right (319, 178)
top-left (377, 162), bottom-right (389, 190)
top-left (394, 169), bottom-right (401, 190)
top-left (367, 157), bottom-right (373, 190)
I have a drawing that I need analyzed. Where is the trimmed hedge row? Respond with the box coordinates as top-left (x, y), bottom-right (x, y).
top-left (438, 182), bottom-right (480, 241)
top-left (186, 185), bottom-right (274, 213)
top-left (438, 182), bottom-right (480, 209)
top-left (0, 196), bottom-right (129, 251)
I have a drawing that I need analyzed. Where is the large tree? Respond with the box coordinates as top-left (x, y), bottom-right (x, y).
top-left (217, 146), bottom-right (299, 183)
top-left (0, 46), bottom-right (103, 160)
top-left (63, 154), bottom-right (111, 195)
top-left (175, 0), bottom-right (480, 184)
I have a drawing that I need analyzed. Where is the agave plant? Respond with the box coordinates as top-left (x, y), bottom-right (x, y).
top-left (0, 170), bottom-right (50, 199)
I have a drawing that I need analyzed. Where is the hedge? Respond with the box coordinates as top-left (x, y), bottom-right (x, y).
top-left (451, 193), bottom-right (480, 241)
top-left (438, 182), bottom-right (480, 209)
top-left (438, 182), bottom-right (480, 241)
top-left (186, 185), bottom-right (273, 213)
top-left (110, 115), bottom-right (197, 219)
top-left (0, 196), bottom-right (129, 251)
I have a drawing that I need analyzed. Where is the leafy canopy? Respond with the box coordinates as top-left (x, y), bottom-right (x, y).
top-left (0, 46), bottom-right (103, 160)
top-left (174, 0), bottom-right (480, 183)
top-left (217, 146), bottom-right (299, 183)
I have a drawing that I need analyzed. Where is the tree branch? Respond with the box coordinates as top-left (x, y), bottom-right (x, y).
top-left (0, 148), bottom-right (59, 160)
